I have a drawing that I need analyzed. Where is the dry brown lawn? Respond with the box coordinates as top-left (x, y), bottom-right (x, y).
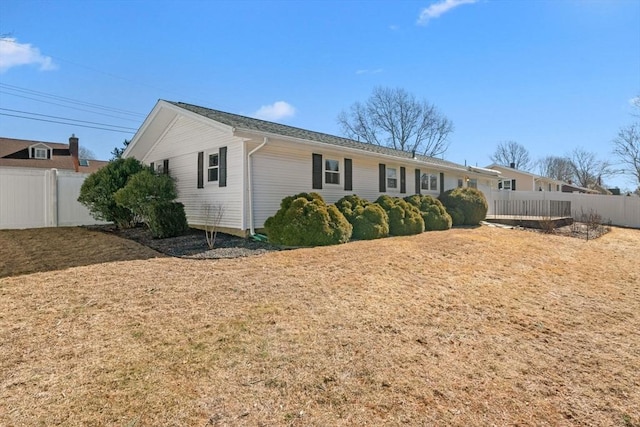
top-left (1, 226), bottom-right (639, 426)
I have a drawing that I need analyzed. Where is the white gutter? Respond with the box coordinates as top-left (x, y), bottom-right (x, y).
top-left (247, 137), bottom-right (268, 236)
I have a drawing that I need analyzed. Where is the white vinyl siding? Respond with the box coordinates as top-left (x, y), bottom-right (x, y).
top-left (139, 115), bottom-right (244, 231)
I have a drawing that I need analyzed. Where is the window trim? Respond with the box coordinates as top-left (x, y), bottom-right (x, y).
top-left (207, 152), bottom-right (219, 182)
top-left (420, 172), bottom-right (438, 192)
top-left (324, 158), bottom-right (340, 185)
top-left (386, 167), bottom-right (398, 189)
top-left (34, 147), bottom-right (48, 159)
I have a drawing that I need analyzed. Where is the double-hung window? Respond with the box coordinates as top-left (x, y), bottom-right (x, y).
top-left (421, 173), bottom-right (438, 191)
top-left (34, 148), bottom-right (48, 159)
top-left (325, 159), bottom-right (340, 184)
top-left (208, 153), bottom-right (219, 182)
top-left (386, 167), bottom-right (398, 189)
top-left (501, 180), bottom-right (512, 190)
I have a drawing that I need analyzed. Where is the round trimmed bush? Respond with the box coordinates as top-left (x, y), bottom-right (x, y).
top-left (335, 195), bottom-right (389, 240)
top-left (375, 195), bottom-right (424, 236)
top-left (404, 194), bottom-right (452, 231)
top-left (438, 187), bottom-right (488, 226)
top-left (264, 192), bottom-right (352, 246)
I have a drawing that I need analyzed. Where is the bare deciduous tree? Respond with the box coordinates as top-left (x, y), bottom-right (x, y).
top-left (203, 203), bottom-right (225, 249)
top-left (537, 155), bottom-right (574, 182)
top-left (569, 148), bottom-right (612, 188)
top-left (490, 141), bottom-right (532, 171)
top-left (79, 146), bottom-right (96, 160)
top-left (612, 123), bottom-right (640, 187)
top-left (337, 87), bottom-right (453, 157)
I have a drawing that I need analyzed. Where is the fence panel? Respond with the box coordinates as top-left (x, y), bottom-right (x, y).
top-left (0, 167), bottom-right (107, 229)
top-left (485, 189), bottom-right (640, 229)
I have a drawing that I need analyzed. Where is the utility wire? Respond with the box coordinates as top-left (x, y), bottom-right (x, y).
top-left (0, 108), bottom-right (138, 130)
top-left (0, 91), bottom-right (143, 122)
top-left (0, 83), bottom-right (146, 117)
top-left (0, 113), bottom-right (136, 134)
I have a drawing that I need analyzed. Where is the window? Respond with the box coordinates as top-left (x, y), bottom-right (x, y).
top-left (421, 173), bottom-right (438, 191)
top-left (468, 178), bottom-right (478, 189)
top-left (501, 179), bottom-right (512, 190)
top-left (325, 159), bottom-right (340, 184)
top-left (386, 167), bottom-right (397, 189)
top-left (208, 153), bottom-right (219, 182)
top-left (79, 159), bottom-right (89, 167)
top-left (458, 178), bottom-right (464, 188)
top-left (34, 148), bottom-right (48, 159)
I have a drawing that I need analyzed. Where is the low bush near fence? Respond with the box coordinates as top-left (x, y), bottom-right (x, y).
top-left (439, 187), bottom-right (488, 226)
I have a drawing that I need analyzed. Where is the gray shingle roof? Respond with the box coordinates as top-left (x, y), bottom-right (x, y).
top-left (168, 101), bottom-right (473, 173)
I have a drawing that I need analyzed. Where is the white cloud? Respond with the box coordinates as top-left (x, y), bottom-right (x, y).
top-left (254, 101), bottom-right (296, 121)
top-left (417, 0), bottom-right (477, 25)
top-left (0, 37), bottom-right (56, 73)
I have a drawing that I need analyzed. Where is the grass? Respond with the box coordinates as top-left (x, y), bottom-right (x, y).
top-left (1, 225), bottom-right (639, 426)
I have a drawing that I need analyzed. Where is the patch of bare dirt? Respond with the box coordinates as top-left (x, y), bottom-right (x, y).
top-left (1, 226), bottom-right (639, 426)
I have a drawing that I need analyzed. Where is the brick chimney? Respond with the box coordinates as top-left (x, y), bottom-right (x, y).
top-left (69, 134), bottom-right (79, 172)
top-left (510, 162), bottom-right (516, 169)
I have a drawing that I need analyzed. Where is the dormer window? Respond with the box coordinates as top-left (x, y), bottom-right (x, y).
top-left (29, 143), bottom-right (52, 160)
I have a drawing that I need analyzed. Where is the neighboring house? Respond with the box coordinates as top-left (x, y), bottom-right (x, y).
top-left (0, 135), bottom-right (108, 172)
top-left (124, 100), bottom-right (501, 237)
top-left (486, 163), bottom-right (599, 194)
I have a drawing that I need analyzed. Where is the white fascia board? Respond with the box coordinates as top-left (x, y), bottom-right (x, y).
top-left (123, 100), bottom-right (165, 158)
top-left (233, 128), bottom-right (482, 175)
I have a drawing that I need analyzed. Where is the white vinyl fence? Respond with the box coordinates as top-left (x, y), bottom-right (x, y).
top-left (485, 189), bottom-right (640, 229)
top-left (0, 167), bottom-right (108, 229)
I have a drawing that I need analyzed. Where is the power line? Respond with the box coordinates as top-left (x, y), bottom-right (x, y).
top-left (0, 112), bottom-right (136, 134)
top-left (0, 83), bottom-right (146, 117)
top-left (0, 108), bottom-right (138, 131)
top-left (0, 90), bottom-right (143, 122)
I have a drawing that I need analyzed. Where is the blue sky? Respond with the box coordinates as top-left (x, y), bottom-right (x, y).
top-left (1, 0), bottom-right (639, 189)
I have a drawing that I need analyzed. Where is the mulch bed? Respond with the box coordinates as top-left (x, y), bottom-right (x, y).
top-left (94, 226), bottom-right (282, 259)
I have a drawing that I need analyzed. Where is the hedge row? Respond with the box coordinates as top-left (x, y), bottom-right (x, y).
top-left (265, 189), bottom-right (486, 247)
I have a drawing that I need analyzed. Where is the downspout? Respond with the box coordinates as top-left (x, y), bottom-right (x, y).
top-left (247, 137), bottom-right (268, 236)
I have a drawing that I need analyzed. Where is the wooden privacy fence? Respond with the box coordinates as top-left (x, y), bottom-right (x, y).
top-left (492, 199), bottom-right (571, 217)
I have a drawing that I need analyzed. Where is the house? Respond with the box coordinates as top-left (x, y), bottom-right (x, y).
top-left (486, 163), bottom-right (568, 192)
top-left (0, 135), bottom-right (108, 173)
top-left (124, 100), bottom-right (502, 236)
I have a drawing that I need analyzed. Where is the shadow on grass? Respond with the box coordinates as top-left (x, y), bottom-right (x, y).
top-left (0, 227), bottom-right (165, 279)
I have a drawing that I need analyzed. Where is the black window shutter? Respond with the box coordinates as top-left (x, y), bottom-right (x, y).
top-left (379, 163), bottom-right (386, 192)
top-left (400, 167), bottom-right (406, 194)
top-left (511, 179), bottom-right (516, 191)
top-left (150, 162), bottom-right (155, 172)
top-left (415, 169), bottom-right (421, 195)
top-left (163, 159), bottom-right (169, 175)
top-left (312, 153), bottom-right (323, 189)
top-left (344, 158), bottom-right (353, 191)
top-left (47, 150), bottom-right (51, 159)
top-left (197, 152), bottom-right (204, 189)
top-left (439, 172), bottom-right (445, 195)
top-left (31, 147), bottom-right (34, 158)
top-left (219, 147), bottom-right (227, 187)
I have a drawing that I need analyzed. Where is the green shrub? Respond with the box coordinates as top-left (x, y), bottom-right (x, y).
top-left (335, 195), bottom-right (389, 240)
top-left (375, 195), bottom-right (424, 236)
top-left (78, 157), bottom-right (147, 228)
top-left (146, 201), bottom-right (189, 239)
top-left (114, 169), bottom-right (177, 218)
top-left (265, 192), bottom-right (352, 246)
top-left (438, 187), bottom-right (488, 226)
top-left (403, 194), bottom-right (452, 231)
